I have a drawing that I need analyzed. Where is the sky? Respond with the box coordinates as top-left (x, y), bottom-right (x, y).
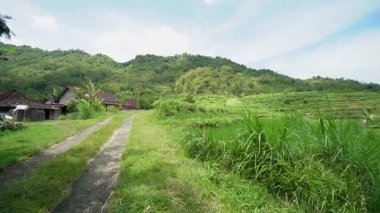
top-left (1, 0), bottom-right (380, 83)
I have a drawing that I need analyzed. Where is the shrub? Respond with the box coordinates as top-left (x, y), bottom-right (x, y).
top-left (66, 99), bottom-right (80, 113)
top-left (138, 95), bottom-right (159, 110)
top-left (76, 100), bottom-right (96, 119)
top-left (0, 116), bottom-right (25, 132)
top-left (181, 93), bottom-right (195, 103)
top-left (91, 98), bottom-right (106, 112)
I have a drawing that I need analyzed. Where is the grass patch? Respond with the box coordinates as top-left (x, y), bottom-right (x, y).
top-left (0, 118), bottom-right (103, 170)
top-left (0, 112), bottom-right (131, 212)
top-left (182, 113), bottom-right (380, 212)
top-left (109, 111), bottom-right (296, 212)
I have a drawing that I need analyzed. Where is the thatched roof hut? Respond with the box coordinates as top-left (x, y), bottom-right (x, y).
top-left (0, 90), bottom-right (61, 121)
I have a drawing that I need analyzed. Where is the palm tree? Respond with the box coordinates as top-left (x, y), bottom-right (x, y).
top-left (0, 14), bottom-right (14, 61)
top-left (0, 14), bottom-right (14, 39)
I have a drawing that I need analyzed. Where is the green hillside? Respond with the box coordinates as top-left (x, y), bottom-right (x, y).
top-left (0, 42), bottom-right (379, 100)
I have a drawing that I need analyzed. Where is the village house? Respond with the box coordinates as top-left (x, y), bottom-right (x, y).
top-left (0, 90), bottom-right (61, 121)
top-left (56, 86), bottom-right (137, 111)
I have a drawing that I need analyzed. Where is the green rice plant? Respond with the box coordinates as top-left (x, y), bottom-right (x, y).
top-left (153, 99), bottom-right (196, 116)
top-left (315, 114), bottom-right (380, 211)
top-left (190, 116), bottom-right (242, 128)
top-left (181, 110), bottom-right (380, 212)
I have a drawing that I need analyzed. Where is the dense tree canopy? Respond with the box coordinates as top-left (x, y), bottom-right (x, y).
top-left (0, 42), bottom-right (378, 100)
top-left (175, 66), bottom-right (248, 95)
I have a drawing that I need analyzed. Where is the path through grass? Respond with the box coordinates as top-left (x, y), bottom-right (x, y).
top-left (0, 118), bottom-right (102, 170)
top-left (0, 112), bottom-right (131, 212)
top-left (109, 111), bottom-right (295, 212)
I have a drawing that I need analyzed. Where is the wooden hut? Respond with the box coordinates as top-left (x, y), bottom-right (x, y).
top-left (0, 90), bottom-right (61, 121)
top-left (56, 86), bottom-right (138, 110)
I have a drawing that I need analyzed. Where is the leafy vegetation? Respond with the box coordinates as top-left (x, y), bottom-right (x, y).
top-left (0, 115), bottom-right (25, 132)
top-left (153, 92), bottom-right (380, 212)
top-left (182, 114), bottom-right (380, 212)
top-left (1, 42), bottom-right (378, 103)
top-left (1, 38), bottom-right (379, 212)
top-left (0, 120), bottom-right (24, 132)
top-left (64, 81), bottom-right (107, 119)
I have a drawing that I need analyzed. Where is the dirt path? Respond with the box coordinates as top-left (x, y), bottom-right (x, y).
top-left (54, 116), bottom-right (133, 213)
top-left (0, 118), bottom-right (112, 191)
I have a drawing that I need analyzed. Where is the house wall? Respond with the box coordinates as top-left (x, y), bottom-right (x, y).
top-left (48, 109), bottom-right (61, 120)
top-left (25, 109), bottom-right (45, 121)
top-left (15, 110), bottom-right (26, 121)
top-left (122, 99), bottom-right (138, 109)
top-left (14, 109), bottom-right (60, 121)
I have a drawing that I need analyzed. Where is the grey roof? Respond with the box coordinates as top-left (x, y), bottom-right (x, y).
top-left (0, 90), bottom-right (59, 110)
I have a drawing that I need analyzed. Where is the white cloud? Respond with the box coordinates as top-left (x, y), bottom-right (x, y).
top-left (266, 30), bottom-right (380, 83)
top-left (30, 14), bottom-right (58, 31)
top-left (203, 0), bottom-right (220, 5)
top-left (223, 0), bottom-right (376, 63)
top-left (1, 0), bottom-right (379, 83)
top-left (92, 24), bottom-right (191, 61)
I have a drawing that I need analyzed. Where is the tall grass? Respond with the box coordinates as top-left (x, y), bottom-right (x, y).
top-left (181, 111), bottom-right (380, 212)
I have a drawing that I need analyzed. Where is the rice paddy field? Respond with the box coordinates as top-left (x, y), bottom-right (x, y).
top-left (153, 91), bottom-right (380, 212)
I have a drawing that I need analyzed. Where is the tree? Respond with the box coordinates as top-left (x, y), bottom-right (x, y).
top-left (0, 14), bottom-right (14, 39)
top-left (0, 14), bottom-right (14, 61)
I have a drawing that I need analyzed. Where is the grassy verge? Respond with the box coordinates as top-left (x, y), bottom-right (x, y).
top-left (0, 112), bottom-right (131, 212)
top-left (109, 111), bottom-right (295, 212)
top-left (0, 118), bottom-right (103, 170)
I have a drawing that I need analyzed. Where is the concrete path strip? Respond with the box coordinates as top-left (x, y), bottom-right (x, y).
top-left (54, 116), bottom-right (133, 213)
top-left (0, 118), bottom-right (112, 191)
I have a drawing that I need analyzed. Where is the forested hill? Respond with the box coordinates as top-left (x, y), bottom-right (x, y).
top-left (0, 42), bottom-right (379, 99)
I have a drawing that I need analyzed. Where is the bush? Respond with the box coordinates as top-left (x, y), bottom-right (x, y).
top-left (91, 98), bottom-right (106, 112)
top-left (74, 100), bottom-right (96, 119)
top-left (138, 95), bottom-right (159, 110)
top-left (0, 120), bottom-right (25, 132)
top-left (181, 94), bottom-right (195, 103)
top-left (66, 99), bottom-right (80, 113)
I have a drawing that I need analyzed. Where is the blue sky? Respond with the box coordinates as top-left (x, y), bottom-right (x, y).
top-left (1, 0), bottom-right (380, 83)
